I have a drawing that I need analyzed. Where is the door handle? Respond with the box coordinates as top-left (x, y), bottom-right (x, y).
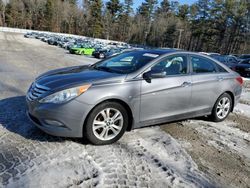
top-left (217, 76), bottom-right (224, 82)
top-left (181, 82), bottom-right (192, 87)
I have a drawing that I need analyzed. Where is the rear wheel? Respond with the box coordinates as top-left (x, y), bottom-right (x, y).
top-left (84, 102), bottom-right (128, 145)
top-left (210, 93), bottom-right (232, 122)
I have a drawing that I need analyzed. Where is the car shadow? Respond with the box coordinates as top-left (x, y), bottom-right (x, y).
top-left (0, 96), bottom-right (86, 144)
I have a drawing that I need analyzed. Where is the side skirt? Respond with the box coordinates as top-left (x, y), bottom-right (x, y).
top-left (134, 109), bottom-right (212, 129)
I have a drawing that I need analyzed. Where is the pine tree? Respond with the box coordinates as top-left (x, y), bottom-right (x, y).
top-left (44, 0), bottom-right (53, 31)
top-left (178, 4), bottom-right (189, 20)
top-left (88, 0), bottom-right (103, 38)
top-left (137, 0), bottom-right (158, 45)
top-left (115, 0), bottom-right (133, 41)
top-left (157, 0), bottom-right (170, 13)
top-left (0, 0), bottom-right (5, 26)
top-left (106, 0), bottom-right (122, 21)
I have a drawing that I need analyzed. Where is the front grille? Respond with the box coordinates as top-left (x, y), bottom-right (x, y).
top-left (27, 83), bottom-right (50, 101)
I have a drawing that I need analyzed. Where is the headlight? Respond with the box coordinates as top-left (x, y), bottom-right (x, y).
top-left (39, 84), bottom-right (91, 104)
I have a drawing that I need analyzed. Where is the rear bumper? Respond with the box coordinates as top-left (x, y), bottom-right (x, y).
top-left (26, 98), bottom-right (94, 138)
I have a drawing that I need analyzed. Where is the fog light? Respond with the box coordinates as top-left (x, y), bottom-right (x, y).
top-left (43, 119), bottom-right (64, 127)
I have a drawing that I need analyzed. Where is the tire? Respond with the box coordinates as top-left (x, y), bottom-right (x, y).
top-left (99, 53), bottom-right (105, 59)
top-left (210, 93), bottom-right (232, 122)
top-left (84, 102), bottom-right (128, 145)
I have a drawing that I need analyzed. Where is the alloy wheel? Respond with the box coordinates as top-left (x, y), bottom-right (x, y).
top-left (216, 97), bottom-right (231, 119)
top-left (92, 108), bottom-right (124, 141)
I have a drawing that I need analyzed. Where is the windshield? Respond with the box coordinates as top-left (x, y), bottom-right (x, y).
top-left (92, 51), bottom-right (160, 74)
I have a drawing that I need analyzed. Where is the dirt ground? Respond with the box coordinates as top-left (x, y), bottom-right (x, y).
top-left (0, 32), bottom-right (249, 188)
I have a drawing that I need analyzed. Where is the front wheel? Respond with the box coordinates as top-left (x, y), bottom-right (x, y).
top-left (84, 102), bottom-right (128, 145)
top-left (210, 93), bottom-right (232, 122)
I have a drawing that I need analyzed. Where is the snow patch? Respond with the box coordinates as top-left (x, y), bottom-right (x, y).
top-left (6, 127), bottom-right (215, 188)
top-left (6, 151), bottom-right (102, 188)
top-left (243, 77), bottom-right (250, 81)
top-left (235, 103), bottom-right (250, 117)
top-left (122, 127), bottom-right (214, 188)
top-left (185, 120), bottom-right (250, 162)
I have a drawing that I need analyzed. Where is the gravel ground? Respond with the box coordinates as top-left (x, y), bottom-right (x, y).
top-left (0, 32), bottom-right (249, 188)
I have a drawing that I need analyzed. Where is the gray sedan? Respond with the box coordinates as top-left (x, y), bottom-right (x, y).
top-left (26, 49), bottom-right (243, 145)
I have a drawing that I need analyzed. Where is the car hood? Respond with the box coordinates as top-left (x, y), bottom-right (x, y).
top-left (35, 65), bottom-right (125, 90)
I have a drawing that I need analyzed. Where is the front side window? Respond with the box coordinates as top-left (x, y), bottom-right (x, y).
top-left (191, 56), bottom-right (217, 73)
top-left (150, 55), bottom-right (188, 76)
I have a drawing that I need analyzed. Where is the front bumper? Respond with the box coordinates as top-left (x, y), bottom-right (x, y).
top-left (26, 98), bottom-right (93, 138)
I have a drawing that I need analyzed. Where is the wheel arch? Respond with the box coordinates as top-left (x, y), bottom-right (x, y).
top-left (215, 91), bottom-right (235, 112)
top-left (83, 98), bottom-right (134, 134)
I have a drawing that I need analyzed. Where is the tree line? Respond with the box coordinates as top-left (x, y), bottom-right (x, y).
top-left (0, 0), bottom-right (249, 54)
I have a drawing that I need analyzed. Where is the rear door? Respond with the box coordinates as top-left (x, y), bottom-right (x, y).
top-left (190, 55), bottom-right (228, 114)
top-left (140, 54), bottom-right (192, 123)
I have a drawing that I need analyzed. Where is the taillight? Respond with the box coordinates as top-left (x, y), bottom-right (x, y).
top-left (236, 76), bottom-right (243, 86)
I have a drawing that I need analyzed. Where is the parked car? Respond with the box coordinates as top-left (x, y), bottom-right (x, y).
top-left (92, 48), bottom-right (109, 59)
top-left (48, 37), bottom-right (59, 45)
top-left (92, 48), bottom-right (123, 59)
top-left (209, 54), bottom-right (239, 69)
top-left (69, 45), bottom-right (95, 55)
top-left (26, 50), bottom-right (243, 145)
top-left (239, 54), bottom-right (250, 60)
top-left (233, 58), bottom-right (250, 77)
top-left (24, 32), bottom-right (37, 38)
top-left (23, 32), bottom-right (134, 56)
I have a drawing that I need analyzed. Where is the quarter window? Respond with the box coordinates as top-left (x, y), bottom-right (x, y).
top-left (191, 56), bottom-right (217, 73)
top-left (151, 55), bottom-right (188, 76)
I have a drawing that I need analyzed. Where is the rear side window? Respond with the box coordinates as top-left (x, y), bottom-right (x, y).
top-left (191, 56), bottom-right (217, 73)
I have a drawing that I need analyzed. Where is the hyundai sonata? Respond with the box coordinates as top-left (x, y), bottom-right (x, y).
top-left (26, 49), bottom-right (243, 145)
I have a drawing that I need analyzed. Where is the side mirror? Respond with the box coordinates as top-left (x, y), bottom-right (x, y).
top-left (150, 71), bottom-right (166, 78)
top-left (142, 71), bottom-right (152, 83)
top-left (142, 70), bottom-right (166, 83)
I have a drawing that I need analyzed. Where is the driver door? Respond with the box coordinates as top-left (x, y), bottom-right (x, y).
top-left (139, 54), bottom-right (192, 124)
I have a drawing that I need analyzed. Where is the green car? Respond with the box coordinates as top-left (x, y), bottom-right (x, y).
top-left (69, 45), bottom-right (95, 55)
